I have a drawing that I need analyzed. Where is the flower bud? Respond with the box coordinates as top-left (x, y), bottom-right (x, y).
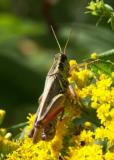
top-left (0, 110), bottom-right (6, 125)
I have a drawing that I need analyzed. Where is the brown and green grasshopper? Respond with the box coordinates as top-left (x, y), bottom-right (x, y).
top-left (29, 27), bottom-right (71, 143)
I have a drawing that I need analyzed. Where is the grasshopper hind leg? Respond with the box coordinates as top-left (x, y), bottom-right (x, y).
top-left (28, 126), bottom-right (39, 143)
top-left (28, 115), bottom-right (38, 138)
top-left (29, 121), bottom-right (43, 143)
top-left (28, 128), bottom-right (34, 138)
top-left (32, 128), bottom-right (39, 143)
top-left (28, 113), bottom-right (41, 143)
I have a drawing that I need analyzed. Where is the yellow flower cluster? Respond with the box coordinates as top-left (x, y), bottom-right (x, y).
top-left (7, 115), bottom-right (70, 160)
top-left (66, 59), bottom-right (114, 160)
top-left (6, 58), bottom-right (114, 160)
top-left (66, 144), bottom-right (103, 160)
top-left (0, 109), bottom-right (18, 159)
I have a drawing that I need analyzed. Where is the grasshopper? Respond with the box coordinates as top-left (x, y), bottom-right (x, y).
top-left (29, 27), bottom-right (71, 143)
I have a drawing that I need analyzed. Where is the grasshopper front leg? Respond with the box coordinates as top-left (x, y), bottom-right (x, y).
top-left (28, 94), bottom-right (43, 139)
top-left (29, 94), bottom-right (65, 143)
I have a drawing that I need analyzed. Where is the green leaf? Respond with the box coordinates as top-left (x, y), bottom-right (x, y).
top-left (99, 49), bottom-right (114, 60)
top-left (88, 59), bottom-right (114, 76)
top-left (85, 49), bottom-right (114, 76)
top-left (7, 122), bottom-right (27, 132)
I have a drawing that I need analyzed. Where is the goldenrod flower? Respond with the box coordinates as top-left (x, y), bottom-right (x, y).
top-left (111, 72), bottom-right (114, 78)
top-left (91, 52), bottom-right (97, 59)
top-left (97, 103), bottom-right (110, 124)
top-left (79, 130), bottom-right (94, 144)
top-left (95, 127), bottom-right (105, 140)
top-left (69, 59), bottom-right (77, 67)
top-left (0, 135), bottom-right (18, 156)
top-left (66, 144), bottom-right (103, 160)
top-left (104, 151), bottom-right (114, 160)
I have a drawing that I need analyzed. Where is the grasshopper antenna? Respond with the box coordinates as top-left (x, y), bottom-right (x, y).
top-left (51, 25), bottom-right (62, 53)
top-left (63, 29), bottom-right (72, 55)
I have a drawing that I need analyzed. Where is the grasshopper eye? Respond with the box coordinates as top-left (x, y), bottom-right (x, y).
top-left (61, 54), bottom-right (67, 62)
top-left (59, 63), bottom-right (64, 70)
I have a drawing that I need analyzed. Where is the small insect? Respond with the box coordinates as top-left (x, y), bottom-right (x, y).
top-left (28, 26), bottom-right (73, 143)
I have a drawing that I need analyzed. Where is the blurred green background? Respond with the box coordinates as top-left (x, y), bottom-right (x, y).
top-left (0, 0), bottom-right (114, 129)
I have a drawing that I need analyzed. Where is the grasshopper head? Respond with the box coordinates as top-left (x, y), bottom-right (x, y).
top-left (54, 53), bottom-right (67, 63)
top-left (52, 53), bottom-right (69, 74)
